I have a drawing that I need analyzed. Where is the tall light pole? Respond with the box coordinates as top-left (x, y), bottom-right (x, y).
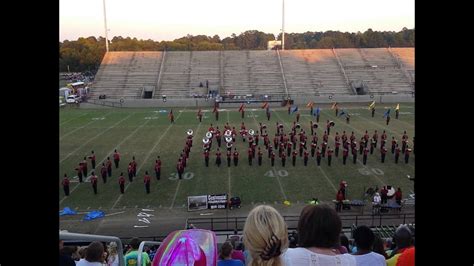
top-left (281, 0), bottom-right (285, 50)
top-left (103, 0), bottom-right (109, 52)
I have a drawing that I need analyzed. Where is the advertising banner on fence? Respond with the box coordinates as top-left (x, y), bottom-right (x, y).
top-left (187, 195), bottom-right (208, 212)
top-left (207, 194), bottom-right (228, 209)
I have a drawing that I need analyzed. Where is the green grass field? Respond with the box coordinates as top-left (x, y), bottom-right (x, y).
top-left (59, 103), bottom-right (414, 210)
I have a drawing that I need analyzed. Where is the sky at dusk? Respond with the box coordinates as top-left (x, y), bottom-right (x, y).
top-left (60, 0), bottom-right (414, 41)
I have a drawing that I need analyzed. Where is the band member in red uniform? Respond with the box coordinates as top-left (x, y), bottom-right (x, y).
top-left (299, 141), bottom-right (305, 157)
top-left (395, 188), bottom-right (402, 205)
top-left (327, 147), bottom-right (333, 166)
top-left (391, 137), bottom-right (397, 154)
top-left (316, 147), bottom-right (322, 166)
top-left (311, 141), bottom-right (317, 157)
top-left (290, 149), bottom-right (296, 166)
top-left (323, 130), bottom-right (329, 143)
top-left (113, 149), bottom-right (120, 168)
top-left (216, 148), bottom-right (222, 167)
top-left (248, 147), bottom-right (253, 166)
top-left (370, 139), bottom-right (376, 155)
top-left (233, 148), bottom-right (239, 166)
top-left (402, 139), bottom-right (408, 154)
top-left (352, 147), bottom-right (358, 164)
top-left (127, 163), bottom-right (134, 182)
top-left (381, 146), bottom-right (387, 163)
top-left (204, 150), bottom-right (210, 167)
top-left (273, 135), bottom-right (279, 150)
top-left (279, 142), bottom-right (285, 156)
top-left (232, 127), bottom-right (237, 142)
top-left (405, 146), bottom-right (411, 164)
top-left (131, 156), bottom-right (137, 177)
top-left (281, 152), bottom-right (286, 167)
top-left (118, 173), bottom-right (125, 194)
top-left (326, 120), bottom-right (331, 135)
top-left (100, 163), bottom-right (107, 183)
top-left (176, 159), bottom-right (183, 179)
top-left (155, 157), bottom-right (161, 180)
top-left (169, 110), bottom-right (175, 123)
top-left (227, 149), bottom-right (232, 167)
top-left (257, 147), bottom-right (263, 166)
top-left (268, 144), bottom-right (273, 158)
top-left (90, 172), bottom-right (98, 195)
top-left (364, 130), bottom-right (369, 142)
top-left (215, 128), bottom-right (222, 147)
top-left (88, 151), bottom-right (96, 170)
top-left (321, 142), bottom-right (328, 158)
top-left (82, 157), bottom-right (88, 177)
top-left (106, 157), bottom-right (112, 177)
top-left (381, 130), bottom-right (387, 143)
top-left (341, 146), bottom-right (349, 165)
top-left (197, 109), bottom-right (203, 123)
top-left (342, 131), bottom-right (347, 144)
top-left (359, 138), bottom-right (365, 155)
top-left (287, 141), bottom-right (292, 157)
top-left (363, 146), bottom-right (369, 165)
top-left (336, 190), bottom-right (344, 212)
top-left (144, 171), bottom-right (151, 194)
top-left (394, 144), bottom-right (401, 164)
top-left (75, 163), bottom-right (83, 183)
top-left (255, 131), bottom-right (260, 146)
top-left (271, 151), bottom-right (276, 166)
top-left (350, 131), bottom-right (356, 143)
top-left (303, 149), bottom-right (309, 166)
top-left (372, 130), bottom-right (378, 148)
top-left (62, 174), bottom-right (70, 196)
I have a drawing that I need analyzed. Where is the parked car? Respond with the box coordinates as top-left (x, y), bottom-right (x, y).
top-left (66, 94), bottom-right (82, 104)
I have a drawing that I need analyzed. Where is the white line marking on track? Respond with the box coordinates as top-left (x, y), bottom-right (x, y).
top-left (60, 111), bottom-right (112, 141)
top-left (105, 211), bottom-right (126, 217)
top-left (112, 110), bottom-right (185, 209)
top-left (317, 166), bottom-right (338, 192)
top-left (169, 116), bottom-right (202, 209)
top-left (60, 114), bottom-right (134, 163)
top-left (60, 112), bottom-right (90, 126)
top-left (272, 167), bottom-right (288, 201)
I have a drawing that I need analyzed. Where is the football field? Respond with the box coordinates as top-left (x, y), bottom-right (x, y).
top-left (59, 103), bottom-right (414, 211)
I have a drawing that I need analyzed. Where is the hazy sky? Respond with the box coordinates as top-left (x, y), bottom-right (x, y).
top-left (60, 0), bottom-right (414, 42)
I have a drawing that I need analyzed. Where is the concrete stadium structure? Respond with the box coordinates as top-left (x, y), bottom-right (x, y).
top-left (89, 48), bottom-right (414, 106)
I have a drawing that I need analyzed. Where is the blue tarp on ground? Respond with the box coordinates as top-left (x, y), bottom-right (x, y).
top-left (83, 210), bottom-right (105, 221)
top-left (59, 207), bottom-right (77, 216)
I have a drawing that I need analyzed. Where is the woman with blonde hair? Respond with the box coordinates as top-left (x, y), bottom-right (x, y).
top-left (106, 241), bottom-right (119, 266)
top-left (243, 205), bottom-right (288, 266)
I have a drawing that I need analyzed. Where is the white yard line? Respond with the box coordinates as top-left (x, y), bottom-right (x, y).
top-left (112, 110), bottom-right (185, 209)
top-left (60, 114), bottom-right (134, 163)
top-left (60, 115), bottom-right (154, 203)
top-left (317, 166), bottom-right (338, 192)
top-left (60, 112), bottom-right (90, 126)
top-left (60, 111), bottom-right (112, 141)
top-left (273, 167), bottom-right (288, 201)
top-left (169, 117), bottom-right (202, 209)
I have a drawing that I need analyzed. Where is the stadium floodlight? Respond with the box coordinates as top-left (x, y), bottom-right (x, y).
top-left (282, 0), bottom-right (285, 50)
top-left (103, 0), bottom-right (109, 52)
top-left (162, 95), bottom-right (167, 102)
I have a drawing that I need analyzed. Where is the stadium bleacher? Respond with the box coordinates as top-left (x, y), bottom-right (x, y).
top-left (90, 48), bottom-right (414, 100)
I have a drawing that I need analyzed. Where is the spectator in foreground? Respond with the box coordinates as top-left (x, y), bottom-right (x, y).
top-left (352, 225), bottom-right (386, 266)
top-left (339, 235), bottom-right (350, 254)
top-left (386, 225), bottom-right (414, 266)
top-left (124, 237), bottom-right (151, 266)
top-left (283, 204), bottom-right (356, 266)
top-left (107, 242), bottom-right (120, 266)
top-left (229, 238), bottom-right (245, 264)
top-left (76, 241), bottom-right (105, 266)
top-left (372, 235), bottom-right (389, 259)
top-left (59, 240), bottom-right (76, 266)
top-left (243, 205), bottom-right (289, 266)
top-left (218, 241), bottom-right (244, 266)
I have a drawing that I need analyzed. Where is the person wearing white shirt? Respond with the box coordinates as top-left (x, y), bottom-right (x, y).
top-left (282, 204), bottom-right (356, 266)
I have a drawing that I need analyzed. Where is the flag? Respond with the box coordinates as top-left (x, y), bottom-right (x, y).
top-left (383, 109), bottom-right (391, 118)
top-left (312, 107), bottom-right (320, 116)
top-left (261, 102), bottom-right (269, 109)
top-left (338, 109), bottom-right (346, 117)
top-left (83, 210), bottom-right (105, 221)
top-left (59, 207), bottom-right (77, 216)
top-left (395, 104), bottom-right (400, 111)
top-left (291, 106), bottom-right (298, 114)
top-left (306, 101), bottom-right (314, 108)
top-left (238, 103), bottom-right (245, 112)
top-left (368, 101), bottom-right (375, 110)
top-left (331, 102), bottom-right (338, 109)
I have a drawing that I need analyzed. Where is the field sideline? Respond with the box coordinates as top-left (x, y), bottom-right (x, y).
top-left (59, 103), bottom-right (414, 211)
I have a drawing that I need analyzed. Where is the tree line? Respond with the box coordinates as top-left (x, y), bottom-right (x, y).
top-left (60, 28), bottom-right (414, 72)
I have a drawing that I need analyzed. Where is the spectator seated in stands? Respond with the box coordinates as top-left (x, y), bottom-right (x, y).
top-left (243, 205), bottom-right (289, 266)
top-left (218, 241), bottom-right (244, 266)
top-left (107, 241), bottom-right (119, 266)
top-left (352, 225), bottom-right (386, 266)
top-left (386, 225), bottom-right (414, 266)
top-left (282, 204), bottom-right (356, 266)
top-left (76, 241), bottom-right (106, 266)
